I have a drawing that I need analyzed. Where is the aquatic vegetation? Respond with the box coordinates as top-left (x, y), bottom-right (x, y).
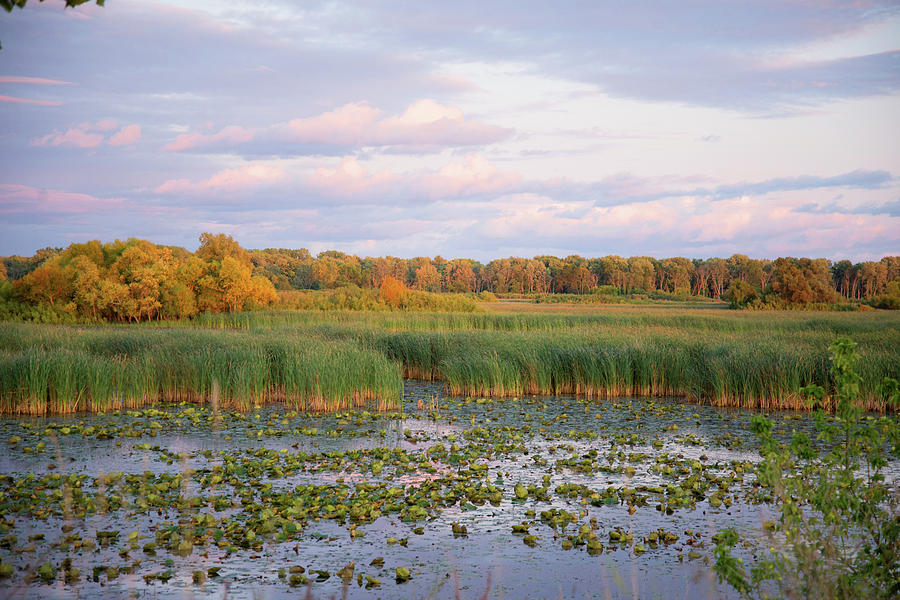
top-left (0, 336), bottom-right (897, 598)
top-left (2, 308), bottom-right (899, 414)
top-left (0, 323), bottom-right (403, 414)
top-left (154, 308), bottom-right (900, 410)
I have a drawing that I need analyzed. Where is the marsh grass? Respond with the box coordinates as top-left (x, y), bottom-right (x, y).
top-left (0, 323), bottom-right (402, 415)
top-left (2, 307), bottom-right (897, 414)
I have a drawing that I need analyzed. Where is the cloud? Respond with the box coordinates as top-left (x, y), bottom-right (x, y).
top-left (30, 120), bottom-right (143, 148)
top-left (160, 100), bottom-right (510, 155)
top-left (417, 153), bottom-right (523, 198)
top-left (695, 170), bottom-right (894, 201)
top-left (164, 100), bottom-right (511, 155)
top-left (310, 2), bottom-right (900, 112)
top-left (302, 153), bottom-right (522, 201)
top-left (283, 99), bottom-right (510, 150)
top-left (0, 184), bottom-right (124, 215)
top-left (0, 75), bottom-right (73, 107)
top-left (94, 119), bottom-right (119, 132)
top-left (795, 198), bottom-right (900, 217)
top-left (0, 95), bottom-right (64, 106)
top-left (108, 124), bottom-right (142, 146)
top-left (0, 76), bottom-right (74, 85)
top-left (163, 125), bottom-right (254, 152)
top-left (31, 127), bottom-right (104, 149)
top-left (459, 191), bottom-right (898, 260)
top-left (154, 162), bottom-right (286, 194)
top-left (305, 157), bottom-right (400, 197)
top-left (536, 170), bottom-right (897, 207)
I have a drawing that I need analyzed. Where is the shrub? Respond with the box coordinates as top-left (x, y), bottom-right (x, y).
top-left (713, 339), bottom-right (900, 599)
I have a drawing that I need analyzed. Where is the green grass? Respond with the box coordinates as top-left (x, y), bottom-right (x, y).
top-left (0, 324), bottom-right (402, 415)
top-left (1, 307), bottom-right (898, 414)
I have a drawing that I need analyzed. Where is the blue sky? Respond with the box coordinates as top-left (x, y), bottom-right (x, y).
top-left (1, 0), bottom-right (898, 260)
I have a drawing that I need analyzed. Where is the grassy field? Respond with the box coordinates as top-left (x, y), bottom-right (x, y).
top-left (1, 305), bottom-right (898, 414)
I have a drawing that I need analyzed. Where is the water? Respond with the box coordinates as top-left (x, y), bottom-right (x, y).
top-left (0, 381), bottom-right (892, 599)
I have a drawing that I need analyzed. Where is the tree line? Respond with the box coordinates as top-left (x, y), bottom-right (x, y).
top-left (0, 234), bottom-right (277, 321)
top-left (239, 248), bottom-right (900, 307)
top-left (2, 234), bottom-right (899, 321)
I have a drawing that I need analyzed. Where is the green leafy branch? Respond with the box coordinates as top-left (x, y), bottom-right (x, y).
top-left (713, 338), bottom-right (900, 600)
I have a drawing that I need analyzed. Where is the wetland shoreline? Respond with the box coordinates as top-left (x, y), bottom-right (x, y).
top-left (2, 308), bottom-right (898, 415)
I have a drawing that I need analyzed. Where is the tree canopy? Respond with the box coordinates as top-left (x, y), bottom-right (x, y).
top-left (2, 235), bottom-right (898, 319)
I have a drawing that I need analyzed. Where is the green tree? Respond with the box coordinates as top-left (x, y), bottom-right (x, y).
top-left (723, 279), bottom-right (756, 309)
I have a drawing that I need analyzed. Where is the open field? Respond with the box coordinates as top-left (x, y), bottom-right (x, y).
top-left (1, 306), bottom-right (898, 415)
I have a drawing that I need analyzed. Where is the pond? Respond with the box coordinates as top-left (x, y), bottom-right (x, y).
top-left (0, 381), bottom-right (885, 599)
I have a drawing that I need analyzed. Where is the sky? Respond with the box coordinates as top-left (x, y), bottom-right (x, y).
top-left (0, 0), bottom-right (898, 262)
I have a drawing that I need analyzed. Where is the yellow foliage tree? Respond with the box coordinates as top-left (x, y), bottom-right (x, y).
top-left (18, 258), bottom-right (71, 306)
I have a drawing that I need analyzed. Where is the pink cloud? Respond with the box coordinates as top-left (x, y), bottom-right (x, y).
top-left (163, 125), bottom-right (255, 152)
top-left (304, 154), bottom-right (522, 200)
top-left (31, 128), bottom-right (104, 149)
top-left (154, 162), bottom-right (285, 194)
top-left (108, 124), bottom-right (142, 146)
top-left (0, 95), bottom-right (63, 106)
top-left (93, 119), bottom-right (119, 132)
top-left (467, 191), bottom-right (898, 258)
top-left (0, 184), bottom-right (124, 215)
top-left (30, 120), bottom-right (143, 148)
top-left (283, 103), bottom-right (384, 146)
top-left (160, 100), bottom-right (509, 154)
top-left (417, 154), bottom-right (522, 198)
top-left (0, 76), bottom-right (74, 85)
top-left (281, 99), bottom-right (511, 150)
top-left (305, 157), bottom-right (400, 196)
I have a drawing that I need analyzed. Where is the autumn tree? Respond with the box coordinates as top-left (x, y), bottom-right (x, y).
top-left (555, 261), bottom-right (597, 293)
top-left (196, 233), bottom-right (252, 268)
top-left (17, 257), bottom-right (71, 306)
top-left (413, 262), bottom-right (441, 292)
top-left (598, 255), bottom-right (628, 291)
top-left (771, 257), bottom-right (836, 304)
top-left (693, 259), bottom-right (711, 297)
top-left (443, 259), bottom-right (477, 292)
top-left (535, 255), bottom-right (565, 292)
top-left (856, 261), bottom-right (888, 298)
top-left (881, 256), bottom-right (900, 282)
top-left (659, 257), bottom-right (694, 295)
top-left (625, 257), bottom-right (654, 293)
top-left (370, 257), bottom-right (407, 288)
top-left (707, 257), bottom-right (728, 298)
top-left (248, 273), bottom-right (278, 307)
top-left (220, 256), bottom-right (254, 312)
top-left (108, 243), bottom-right (170, 321)
top-left (311, 257), bottom-right (340, 289)
top-left (379, 275), bottom-right (409, 308)
top-left (67, 255), bottom-right (104, 320)
top-left (832, 260), bottom-right (854, 298)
